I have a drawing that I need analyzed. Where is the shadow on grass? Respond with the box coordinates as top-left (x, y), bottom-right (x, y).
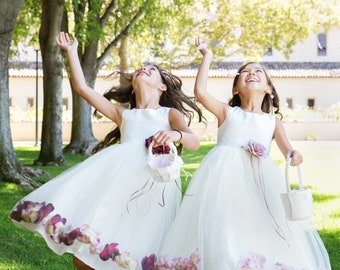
top-left (0, 226), bottom-right (74, 270)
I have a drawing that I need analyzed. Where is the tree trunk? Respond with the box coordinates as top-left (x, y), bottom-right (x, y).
top-left (63, 53), bottom-right (98, 155)
top-left (62, 2), bottom-right (98, 155)
top-left (0, 0), bottom-right (37, 189)
top-left (119, 35), bottom-right (130, 73)
top-left (34, 0), bottom-right (65, 166)
top-left (63, 2), bottom-right (147, 155)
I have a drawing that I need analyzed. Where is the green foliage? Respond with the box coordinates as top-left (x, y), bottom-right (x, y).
top-left (205, 0), bottom-right (337, 61)
top-left (12, 0), bottom-right (41, 47)
top-left (12, 0), bottom-right (340, 68)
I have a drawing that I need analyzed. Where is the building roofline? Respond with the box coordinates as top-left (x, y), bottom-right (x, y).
top-left (8, 61), bottom-right (340, 78)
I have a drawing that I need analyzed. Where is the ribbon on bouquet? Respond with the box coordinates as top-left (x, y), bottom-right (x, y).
top-left (126, 177), bottom-right (186, 214)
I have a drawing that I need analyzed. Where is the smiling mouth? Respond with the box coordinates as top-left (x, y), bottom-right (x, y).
top-left (246, 78), bottom-right (258, 83)
top-left (136, 71), bottom-right (149, 77)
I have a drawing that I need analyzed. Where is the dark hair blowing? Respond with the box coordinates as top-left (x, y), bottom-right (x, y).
top-left (92, 65), bottom-right (205, 154)
top-left (229, 62), bottom-right (282, 118)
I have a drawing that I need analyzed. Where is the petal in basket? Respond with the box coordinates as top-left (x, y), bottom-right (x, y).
top-left (146, 141), bottom-right (184, 183)
top-left (280, 158), bottom-right (313, 221)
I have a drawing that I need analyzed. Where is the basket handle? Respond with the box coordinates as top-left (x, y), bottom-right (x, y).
top-left (285, 157), bottom-right (304, 192)
top-left (148, 140), bottom-right (177, 157)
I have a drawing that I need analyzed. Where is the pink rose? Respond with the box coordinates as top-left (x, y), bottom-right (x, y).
top-left (78, 224), bottom-right (100, 246)
top-left (145, 136), bottom-right (170, 154)
top-left (244, 141), bottom-right (267, 158)
top-left (275, 262), bottom-right (295, 270)
top-left (142, 254), bottom-right (156, 270)
top-left (59, 228), bottom-right (79, 246)
top-left (45, 214), bottom-right (67, 242)
top-left (99, 243), bottom-right (120, 261)
top-left (238, 252), bottom-right (266, 269)
top-left (154, 255), bottom-right (173, 269)
top-left (10, 200), bottom-right (54, 223)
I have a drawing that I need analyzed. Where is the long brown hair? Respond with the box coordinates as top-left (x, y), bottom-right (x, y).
top-left (229, 62), bottom-right (282, 118)
top-left (92, 65), bottom-right (205, 154)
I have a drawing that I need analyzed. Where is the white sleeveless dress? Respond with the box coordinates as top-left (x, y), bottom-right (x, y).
top-left (10, 107), bottom-right (182, 270)
top-left (155, 106), bottom-right (331, 270)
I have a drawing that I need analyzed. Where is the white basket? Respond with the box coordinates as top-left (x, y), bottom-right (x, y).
top-left (146, 141), bottom-right (183, 183)
top-left (280, 158), bottom-right (313, 221)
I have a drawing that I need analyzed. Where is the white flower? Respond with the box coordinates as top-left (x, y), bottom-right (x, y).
top-left (115, 252), bottom-right (138, 270)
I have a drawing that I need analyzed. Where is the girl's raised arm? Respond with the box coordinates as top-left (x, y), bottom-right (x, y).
top-left (194, 38), bottom-right (227, 125)
top-left (56, 32), bottom-right (124, 126)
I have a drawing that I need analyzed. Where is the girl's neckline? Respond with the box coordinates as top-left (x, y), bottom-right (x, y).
top-left (133, 107), bottom-right (163, 110)
top-left (237, 106), bottom-right (266, 115)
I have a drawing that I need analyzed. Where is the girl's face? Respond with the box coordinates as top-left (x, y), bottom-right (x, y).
top-left (132, 65), bottom-right (164, 90)
top-left (234, 63), bottom-right (271, 95)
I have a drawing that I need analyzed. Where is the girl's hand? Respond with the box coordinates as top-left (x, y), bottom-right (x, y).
top-left (195, 37), bottom-right (212, 57)
top-left (152, 130), bottom-right (182, 146)
top-left (287, 150), bottom-right (303, 166)
top-left (56, 32), bottom-right (78, 53)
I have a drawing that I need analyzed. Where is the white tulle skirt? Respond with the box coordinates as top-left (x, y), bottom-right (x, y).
top-left (158, 145), bottom-right (331, 270)
top-left (10, 142), bottom-right (181, 270)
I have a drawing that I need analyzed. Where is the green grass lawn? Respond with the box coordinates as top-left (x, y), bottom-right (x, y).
top-left (0, 148), bottom-right (87, 270)
top-left (0, 141), bottom-right (339, 269)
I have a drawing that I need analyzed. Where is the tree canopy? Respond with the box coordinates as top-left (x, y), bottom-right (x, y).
top-left (12, 0), bottom-right (340, 68)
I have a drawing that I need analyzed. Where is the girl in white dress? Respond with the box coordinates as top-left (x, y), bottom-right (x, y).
top-left (145, 40), bottom-right (332, 269)
top-left (9, 32), bottom-right (204, 270)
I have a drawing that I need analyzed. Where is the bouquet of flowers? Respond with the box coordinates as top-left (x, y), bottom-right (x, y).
top-left (145, 137), bottom-right (183, 183)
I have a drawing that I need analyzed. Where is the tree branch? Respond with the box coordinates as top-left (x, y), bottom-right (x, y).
top-left (100, 0), bottom-right (117, 28)
top-left (97, 3), bottom-right (148, 68)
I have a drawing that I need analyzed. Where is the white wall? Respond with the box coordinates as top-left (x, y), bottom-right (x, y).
top-left (9, 27), bottom-right (340, 111)
top-left (225, 27), bottom-right (340, 62)
top-left (9, 76), bottom-right (115, 110)
top-left (9, 75), bottom-right (339, 112)
top-left (181, 76), bottom-right (340, 110)
top-left (272, 77), bottom-right (340, 109)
